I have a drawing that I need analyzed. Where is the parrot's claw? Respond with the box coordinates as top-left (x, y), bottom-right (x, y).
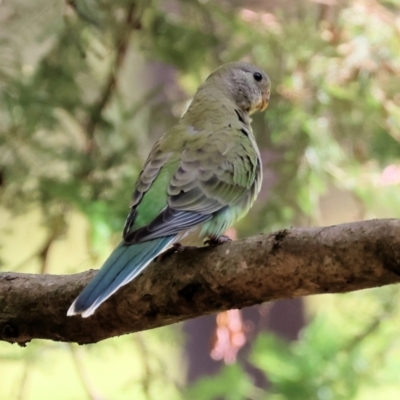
top-left (156, 243), bottom-right (198, 261)
top-left (204, 235), bottom-right (232, 246)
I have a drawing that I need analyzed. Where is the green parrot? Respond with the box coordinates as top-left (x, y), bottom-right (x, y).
top-left (68, 61), bottom-right (271, 317)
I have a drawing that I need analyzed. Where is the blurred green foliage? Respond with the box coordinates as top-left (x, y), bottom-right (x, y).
top-left (190, 288), bottom-right (400, 400)
top-left (1, 0), bottom-right (400, 399)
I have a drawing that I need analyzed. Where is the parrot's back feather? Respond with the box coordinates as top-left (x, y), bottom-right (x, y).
top-left (124, 207), bottom-right (212, 243)
top-left (67, 236), bottom-right (175, 317)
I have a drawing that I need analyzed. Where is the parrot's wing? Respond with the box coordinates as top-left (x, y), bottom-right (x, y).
top-left (124, 128), bottom-right (260, 243)
top-left (122, 136), bottom-right (176, 239)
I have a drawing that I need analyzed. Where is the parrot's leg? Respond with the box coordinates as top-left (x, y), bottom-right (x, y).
top-left (157, 243), bottom-right (198, 261)
top-left (205, 235), bottom-right (232, 246)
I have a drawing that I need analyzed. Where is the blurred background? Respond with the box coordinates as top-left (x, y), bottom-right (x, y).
top-left (1, 0), bottom-right (400, 399)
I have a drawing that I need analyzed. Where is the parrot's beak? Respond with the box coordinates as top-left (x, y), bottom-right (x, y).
top-left (260, 92), bottom-right (270, 111)
top-left (255, 92), bottom-right (269, 112)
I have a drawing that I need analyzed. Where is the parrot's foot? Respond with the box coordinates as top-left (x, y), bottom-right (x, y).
top-left (157, 243), bottom-right (198, 261)
top-left (205, 235), bottom-right (232, 246)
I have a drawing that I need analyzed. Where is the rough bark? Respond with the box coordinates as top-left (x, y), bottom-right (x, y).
top-left (1, 219), bottom-right (400, 346)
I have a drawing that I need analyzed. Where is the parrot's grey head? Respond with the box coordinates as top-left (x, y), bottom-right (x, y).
top-left (206, 61), bottom-right (271, 114)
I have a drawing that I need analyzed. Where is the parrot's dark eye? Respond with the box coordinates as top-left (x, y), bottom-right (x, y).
top-left (253, 72), bottom-right (262, 82)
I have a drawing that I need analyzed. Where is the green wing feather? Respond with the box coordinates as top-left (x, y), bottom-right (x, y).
top-left (122, 134), bottom-right (179, 237)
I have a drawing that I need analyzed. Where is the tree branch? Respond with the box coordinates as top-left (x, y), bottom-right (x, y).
top-left (1, 219), bottom-right (400, 346)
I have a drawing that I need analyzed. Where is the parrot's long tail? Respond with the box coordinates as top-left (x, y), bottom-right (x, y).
top-left (67, 236), bottom-right (176, 318)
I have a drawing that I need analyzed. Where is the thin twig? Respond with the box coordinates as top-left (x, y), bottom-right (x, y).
top-left (16, 361), bottom-right (30, 400)
top-left (134, 333), bottom-right (153, 399)
top-left (83, 3), bottom-right (142, 154)
top-left (69, 344), bottom-right (108, 400)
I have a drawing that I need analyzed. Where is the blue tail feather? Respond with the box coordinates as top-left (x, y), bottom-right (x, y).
top-left (67, 236), bottom-right (175, 317)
